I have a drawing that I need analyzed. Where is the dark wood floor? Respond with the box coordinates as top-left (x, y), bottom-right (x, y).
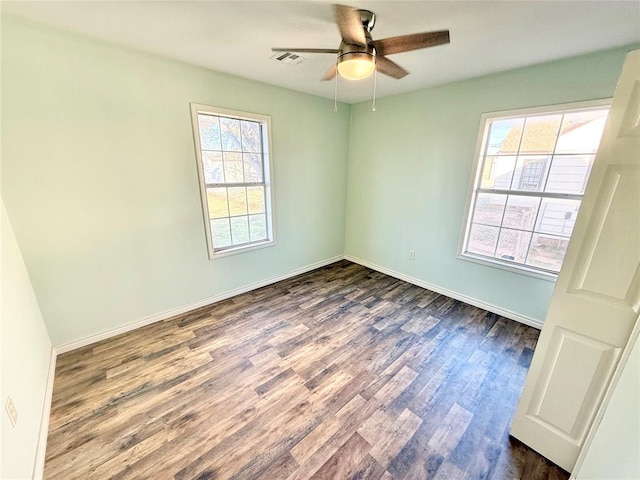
top-left (44, 260), bottom-right (568, 479)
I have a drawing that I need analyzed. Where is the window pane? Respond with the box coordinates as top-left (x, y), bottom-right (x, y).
top-left (545, 155), bottom-right (594, 194)
top-left (536, 198), bottom-right (580, 237)
top-left (467, 224), bottom-right (499, 257)
top-left (502, 196), bottom-right (540, 230)
top-left (249, 214), bottom-right (267, 241)
top-left (198, 114), bottom-right (221, 151)
top-left (247, 186), bottom-right (265, 214)
top-left (487, 118), bottom-right (524, 155)
top-left (526, 233), bottom-right (570, 272)
top-left (223, 152), bottom-right (244, 183)
top-left (192, 106), bottom-right (273, 258)
top-left (472, 193), bottom-right (506, 226)
top-left (462, 104), bottom-right (609, 276)
top-left (556, 110), bottom-right (608, 154)
top-left (202, 151), bottom-right (224, 183)
top-left (520, 114), bottom-right (562, 154)
top-left (211, 218), bottom-right (231, 248)
top-left (496, 229), bottom-right (532, 263)
top-left (206, 188), bottom-right (229, 219)
top-left (228, 187), bottom-right (248, 216)
top-left (220, 116), bottom-right (242, 151)
top-left (230, 216), bottom-right (250, 244)
top-left (511, 155), bottom-right (550, 192)
top-left (241, 121), bottom-right (262, 153)
top-left (243, 153), bottom-right (264, 182)
top-left (480, 156), bottom-right (516, 189)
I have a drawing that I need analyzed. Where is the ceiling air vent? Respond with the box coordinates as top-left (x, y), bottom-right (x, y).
top-left (270, 52), bottom-right (307, 66)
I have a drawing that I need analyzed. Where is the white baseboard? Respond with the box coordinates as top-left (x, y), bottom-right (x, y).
top-left (344, 255), bottom-right (544, 330)
top-left (55, 254), bottom-right (543, 354)
top-left (33, 346), bottom-right (57, 480)
top-left (55, 255), bottom-right (344, 354)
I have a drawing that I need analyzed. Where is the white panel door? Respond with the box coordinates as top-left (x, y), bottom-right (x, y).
top-left (510, 49), bottom-right (640, 472)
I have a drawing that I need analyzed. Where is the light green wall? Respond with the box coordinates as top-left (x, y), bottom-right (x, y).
top-left (1, 16), bottom-right (351, 345)
top-left (2, 14), bottom-right (636, 344)
top-left (345, 46), bottom-right (633, 322)
top-left (1, 201), bottom-right (53, 479)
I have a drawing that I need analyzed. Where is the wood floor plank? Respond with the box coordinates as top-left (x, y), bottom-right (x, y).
top-left (291, 393), bottom-right (366, 465)
top-left (346, 454), bottom-right (387, 480)
top-left (401, 314), bottom-right (441, 336)
top-left (287, 397), bottom-right (383, 480)
top-left (358, 407), bottom-right (423, 469)
top-left (433, 461), bottom-right (465, 480)
top-left (44, 260), bottom-right (567, 480)
top-left (428, 403), bottom-right (474, 458)
top-left (373, 365), bottom-right (418, 405)
top-left (250, 451), bottom-right (300, 480)
top-left (309, 432), bottom-right (371, 480)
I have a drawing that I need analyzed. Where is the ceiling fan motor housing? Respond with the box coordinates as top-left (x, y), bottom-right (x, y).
top-left (357, 9), bottom-right (376, 32)
top-left (338, 9), bottom-right (376, 62)
top-left (337, 42), bottom-right (376, 80)
top-left (339, 41), bottom-right (376, 59)
top-left (337, 11), bottom-right (376, 80)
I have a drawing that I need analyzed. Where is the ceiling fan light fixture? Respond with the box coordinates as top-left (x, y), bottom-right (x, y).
top-left (337, 51), bottom-right (375, 80)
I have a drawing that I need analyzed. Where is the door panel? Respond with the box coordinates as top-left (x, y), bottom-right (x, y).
top-left (511, 49), bottom-right (640, 472)
top-left (570, 165), bottom-right (640, 305)
top-left (530, 328), bottom-right (619, 440)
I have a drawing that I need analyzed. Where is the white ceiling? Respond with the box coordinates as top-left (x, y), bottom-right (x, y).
top-left (3, 1), bottom-right (640, 104)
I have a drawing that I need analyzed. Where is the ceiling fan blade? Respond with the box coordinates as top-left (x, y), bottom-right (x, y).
top-left (375, 56), bottom-right (409, 79)
top-left (321, 64), bottom-right (338, 81)
top-left (333, 4), bottom-right (366, 47)
top-left (373, 30), bottom-right (450, 56)
top-left (271, 48), bottom-right (340, 54)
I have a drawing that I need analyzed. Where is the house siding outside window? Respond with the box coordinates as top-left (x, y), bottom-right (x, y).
top-left (460, 100), bottom-right (610, 278)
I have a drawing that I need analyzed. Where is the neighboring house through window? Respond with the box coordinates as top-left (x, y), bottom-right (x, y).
top-left (190, 104), bottom-right (275, 259)
top-left (460, 100), bottom-right (610, 278)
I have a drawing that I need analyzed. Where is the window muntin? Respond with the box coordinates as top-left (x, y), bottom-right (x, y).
top-left (190, 104), bottom-right (274, 258)
top-left (461, 102), bottom-right (609, 277)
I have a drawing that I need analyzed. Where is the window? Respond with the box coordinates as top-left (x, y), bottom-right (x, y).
top-left (190, 104), bottom-right (275, 258)
top-left (460, 100), bottom-right (610, 278)
top-left (518, 157), bottom-right (548, 190)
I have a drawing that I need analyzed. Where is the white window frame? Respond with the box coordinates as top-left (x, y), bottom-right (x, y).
top-left (458, 98), bottom-right (611, 281)
top-left (190, 103), bottom-right (276, 259)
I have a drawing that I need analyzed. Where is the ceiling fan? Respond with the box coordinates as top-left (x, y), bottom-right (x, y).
top-left (272, 4), bottom-right (450, 81)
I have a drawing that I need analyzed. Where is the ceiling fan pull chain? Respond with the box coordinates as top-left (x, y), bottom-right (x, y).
top-left (372, 67), bottom-right (377, 112)
top-left (334, 62), bottom-right (339, 112)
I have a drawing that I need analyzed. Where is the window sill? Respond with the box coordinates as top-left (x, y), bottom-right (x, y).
top-left (458, 252), bottom-right (558, 282)
top-left (209, 239), bottom-right (276, 260)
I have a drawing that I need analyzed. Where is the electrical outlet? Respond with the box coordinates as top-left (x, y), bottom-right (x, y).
top-left (409, 250), bottom-right (416, 260)
top-left (5, 396), bottom-right (18, 427)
